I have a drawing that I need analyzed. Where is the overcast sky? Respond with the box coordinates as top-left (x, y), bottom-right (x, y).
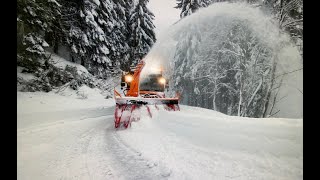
top-left (147, 0), bottom-right (180, 37)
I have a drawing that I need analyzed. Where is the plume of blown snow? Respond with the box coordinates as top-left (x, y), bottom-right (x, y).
top-left (141, 2), bottom-right (302, 118)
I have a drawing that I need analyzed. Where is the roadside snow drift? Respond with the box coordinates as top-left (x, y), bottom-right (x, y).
top-left (118, 105), bottom-right (302, 179)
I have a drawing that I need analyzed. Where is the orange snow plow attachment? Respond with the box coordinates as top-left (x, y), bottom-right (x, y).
top-left (114, 60), bottom-right (180, 129)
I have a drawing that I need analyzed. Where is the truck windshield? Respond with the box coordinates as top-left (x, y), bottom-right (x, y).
top-left (140, 74), bottom-right (164, 92)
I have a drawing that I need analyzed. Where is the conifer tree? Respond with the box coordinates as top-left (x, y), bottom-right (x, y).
top-left (129, 0), bottom-right (156, 68)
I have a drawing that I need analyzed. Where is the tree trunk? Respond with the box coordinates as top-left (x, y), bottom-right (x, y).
top-left (228, 100), bottom-right (233, 115)
top-left (263, 62), bottom-right (277, 117)
top-left (238, 89), bottom-right (242, 116)
top-left (212, 82), bottom-right (218, 111)
top-left (53, 38), bottom-right (59, 54)
top-left (268, 75), bottom-right (284, 117)
top-left (81, 57), bottom-right (85, 66)
top-left (238, 69), bottom-right (243, 116)
top-left (245, 76), bottom-right (263, 116)
top-left (213, 93), bottom-right (217, 111)
top-left (71, 56), bottom-right (75, 63)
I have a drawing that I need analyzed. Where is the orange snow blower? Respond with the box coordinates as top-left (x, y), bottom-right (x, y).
top-left (114, 60), bottom-right (180, 128)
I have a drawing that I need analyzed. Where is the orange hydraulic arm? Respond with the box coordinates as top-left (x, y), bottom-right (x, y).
top-left (126, 60), bottom-right (145, 97)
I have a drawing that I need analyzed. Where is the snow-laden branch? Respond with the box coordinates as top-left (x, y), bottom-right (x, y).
top-left (274, 67), bottom-right (303, 79)
top-left (218, 49), bottom-right (242, 57)
top-left (282, 19), bottom-right (303, 28)
top-left (246, 76), bottom-right (263, 111)
top-left (269, 109), bottom-right (280, 117)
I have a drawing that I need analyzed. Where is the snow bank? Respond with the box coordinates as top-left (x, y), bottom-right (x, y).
top-left (46, 53), bottom-right (89, 75)
top-left (17, 86), bottom-right (114, 114)
top-left (17, 52), bottom-right (116, 114)
top-left (17, 66), bottom-right (37, 81)
top-left (117, 105), bottom-right (303, 179)
top-left (17, 85), bottom-right (114, 130)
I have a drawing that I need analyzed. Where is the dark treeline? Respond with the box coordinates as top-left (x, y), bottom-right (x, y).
top-left (17, 0), bottom-right (156, 77)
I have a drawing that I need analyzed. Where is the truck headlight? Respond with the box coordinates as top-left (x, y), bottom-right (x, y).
top-left (158, 77), bottom-right (166, 85)
top-left (125, 74), bottom-right (133, 83)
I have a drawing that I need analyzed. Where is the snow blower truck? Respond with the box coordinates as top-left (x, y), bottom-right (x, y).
top-left (114, 60), bottom-right (180, 128)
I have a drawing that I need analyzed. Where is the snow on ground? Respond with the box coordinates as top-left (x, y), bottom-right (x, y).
top-left (17, 91), bottom-right (302, 180)
top-left (17, 86), bottom-right (113, 114)
top-left (17, 66), bottom-right (37, 81)
top-left (46, 53), bottom-right (89, 75)
top-left (17, 86), bottom-right (114, 129)
top-left (120, 106), bottom-right (302, 179)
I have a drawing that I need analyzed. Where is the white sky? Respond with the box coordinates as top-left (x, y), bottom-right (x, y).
top-left (147, 0), bottom-right (180, 37)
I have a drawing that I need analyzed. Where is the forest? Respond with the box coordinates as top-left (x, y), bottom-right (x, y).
top-left (17, 0), bottom-right (302, 118)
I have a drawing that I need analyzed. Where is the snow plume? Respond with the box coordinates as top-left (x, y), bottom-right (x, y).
top-left (142, 2), bottom-right (302, 118)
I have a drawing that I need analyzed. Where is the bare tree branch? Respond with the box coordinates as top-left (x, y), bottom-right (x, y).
top-left (269, 74), bottom-right (284, 117)
top-left (269, 109), bottom-right (280, 117)
top-left (274, 68), bottom-right (303, 79)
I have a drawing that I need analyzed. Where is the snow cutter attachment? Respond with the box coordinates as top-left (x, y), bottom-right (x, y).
top-left (114, 60), bottom-right (180, 129)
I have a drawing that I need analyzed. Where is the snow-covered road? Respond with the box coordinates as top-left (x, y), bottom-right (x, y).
top-left (18, 106), bottom-right (116, 179)
top-left (17, 92), bottom-right (302, 180)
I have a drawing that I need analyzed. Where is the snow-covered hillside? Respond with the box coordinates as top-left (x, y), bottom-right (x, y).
top-left (17, 90), bottom-right (302, 180)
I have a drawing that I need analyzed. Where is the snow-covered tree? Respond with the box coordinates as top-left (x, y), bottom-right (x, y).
top-left (171, 16), bottom-right (277, 118)
top-left (221, 23), bottom-right (274, 117)
top-left (59, 0), bottom-right (89, 66)
top-left (173, 23), bottom-right (202, 106)
top-left (263, 0), bottom-right (303, 55)
top-left (175, 0), bottom-right (231, 18)
top-left (59, 0), bottom-right (122, 77)
top-left (83, 0), bottom-right (112, 66)
top-left (17, 0), bottom-right (158, 77)
top-left (129, 0), bottom-right (156, 69)
top-left (110, 0), bottom-right (132, 69)
top-left (17, 0), bottom-right (61, 72)
top-left (175, 0), bottom-right (201, 18)
top-left (171, 0), bottom-right (302, 117)
top-left (200, 0), bottom-right (213, 7)
top-left (58, 0), bottom-right (157, 75)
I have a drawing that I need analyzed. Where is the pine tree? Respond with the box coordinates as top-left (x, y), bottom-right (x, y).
top-left (200, 0), bottom-right (212, 7)
top-left (83, 0), bottom-right (112, 66)
top-left (128, 0), bottom-right (156, 68)
top-left (17, 0), bottom-right (62, 72)
top-left (59, 0), bottom-right (88, 66)
top-left (175, 0), bottom-right (201, 18)
top-left (110, 0), bottom-right (131, 69)
top-left (18, 0), bottom-right (157, 77)
top-left (121, 0), bottom-right (136, 71)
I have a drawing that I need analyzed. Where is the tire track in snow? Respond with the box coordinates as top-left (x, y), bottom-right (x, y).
top-left (81, 116), bottom-right (119, 180)
top-left (18, 110), bottom-right (116, 180)
top-left (47, 118), bottom-right (103, 180)
top-left (104, 125), bottom-right (171, 180)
